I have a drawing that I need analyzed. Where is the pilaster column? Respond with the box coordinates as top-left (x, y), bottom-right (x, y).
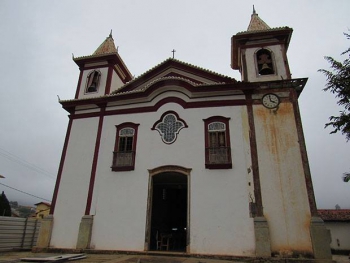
top-left (310, 217), bottom-right (332, 259)
top-left (76, 215), bottom-right (94, 249)
top-left (254, 217), bottom-right (271, 257)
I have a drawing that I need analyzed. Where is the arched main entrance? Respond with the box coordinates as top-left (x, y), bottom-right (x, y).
top-left (145, 166), bottom-right (191, 252)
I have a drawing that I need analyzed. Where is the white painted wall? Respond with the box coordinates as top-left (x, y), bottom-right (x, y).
top-left (50, 118), bottom-right (99, 248)
top-left (325, 222), bottom-right (350, 251)
top-left (51, 87), bottom-right (312, 256)
top-left (254, 102), bottom-right (313, 255)
top-left (109, 71), bottom-right (125, 93)
top-left (87, 102), bottom-right (256, 255)
top-left (243, 45), bottom-right (288, 82)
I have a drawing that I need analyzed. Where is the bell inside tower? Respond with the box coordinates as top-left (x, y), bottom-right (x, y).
top-left (257, 49), bottom-right (274, 75)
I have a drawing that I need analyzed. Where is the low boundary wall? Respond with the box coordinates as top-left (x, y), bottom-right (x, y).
top-left (0, 216), bottom-right (40, 251)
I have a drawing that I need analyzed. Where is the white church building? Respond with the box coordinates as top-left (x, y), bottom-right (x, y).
top-left (37, 9), bottom-right (332, 260)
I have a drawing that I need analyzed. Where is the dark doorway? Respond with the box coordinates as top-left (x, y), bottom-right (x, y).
top-left (150, 172), bottom-right (187, 251)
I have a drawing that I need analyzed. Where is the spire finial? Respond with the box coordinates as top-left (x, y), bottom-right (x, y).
top-left (253, 5), bottom-right (256, 14)
top-left (109, 29), bottom-right (113, 38)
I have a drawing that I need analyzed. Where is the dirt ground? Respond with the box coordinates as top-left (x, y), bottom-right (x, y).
top-left (0, 251), bottom-right (347, 263)
top-left (0, 251), bottom-right (239, 263)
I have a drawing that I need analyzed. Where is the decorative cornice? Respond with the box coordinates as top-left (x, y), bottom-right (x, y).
top-left (236, 26), bottom-right (292, 36)
top-left (73, 52), bottom-right (119, 62)
top-left (118, 58), bottom-right (235, 92)
top-left (59, 77), bottom-right (234, 104)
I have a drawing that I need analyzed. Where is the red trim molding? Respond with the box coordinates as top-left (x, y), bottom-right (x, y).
top-left (62, 78), bottom-right (259, 112)
top-left (74, 71), bottom-right (84, 99)
top-left (85, 106), bottom-right (106, 215)
top-left (245, 92), bottom-right (264, 217)
top-left (70, 97), bottom-right (247, 120)
top-left (119, 59), bottom-right (235, 93)
top-left (50, 118), bottom-right (73, 214)
top-left (105, 65), bottom-right (113, 95)
top-left (290, 89), bottom-right (318, 216)
top-left (281, 45), bottom-right (292, 79)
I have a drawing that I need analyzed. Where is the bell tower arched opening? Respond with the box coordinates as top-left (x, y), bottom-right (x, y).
top-left (256, 48), bottom-right (275, 75)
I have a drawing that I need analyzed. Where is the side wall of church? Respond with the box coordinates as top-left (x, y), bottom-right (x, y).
top-left (254, 101), bottom-right (313, 255)
top-left (50, 117), bottom-right (99, 248)
top-left (87, 101), bottom-right (256, 256)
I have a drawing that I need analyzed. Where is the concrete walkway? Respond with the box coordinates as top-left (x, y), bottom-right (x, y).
top-left (0, 252), bottom-right (347, 263)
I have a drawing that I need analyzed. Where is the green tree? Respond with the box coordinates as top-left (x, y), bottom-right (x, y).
top-left (319, 33), bottom-right (350, 141)
top-left (0, 191), bottom-right (11, 216)
top-left (343, 172), bottom-right (350, 182)
top-left (17, 206), bottom-right (33, 218)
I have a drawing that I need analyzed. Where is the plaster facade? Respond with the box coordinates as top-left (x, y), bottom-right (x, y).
top-left (50, 118), bottom-right (98, 248)
top-left (326, 222), bottom-right (350, 252)
top-left (254, 102), bottom-right (313, 255)
top-left (41, 10), bottom-right (332, 260)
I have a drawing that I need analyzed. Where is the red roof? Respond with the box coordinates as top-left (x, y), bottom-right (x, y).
top-left (318, 209), bottom-right (350, 221)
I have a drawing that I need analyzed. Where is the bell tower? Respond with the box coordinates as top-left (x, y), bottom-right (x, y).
top-left (73, 32), bottom-right (132, 99)
top-left (231, 7), bottom-right (292, 82)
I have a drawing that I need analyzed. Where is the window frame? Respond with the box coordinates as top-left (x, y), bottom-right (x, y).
top-left (203, 116), bottom-right (232, 169)
top-left (111, 122), bottom-right (139, 171)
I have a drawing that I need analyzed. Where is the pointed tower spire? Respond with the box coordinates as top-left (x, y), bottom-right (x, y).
top-left (231, 9), bottom-right (293, 81)
top-left (93, 31), bottom-right (118, 55)
top-left (247, 6), bottom-right (270, 31)
top-left (73, 32), bottom-right (132, 99)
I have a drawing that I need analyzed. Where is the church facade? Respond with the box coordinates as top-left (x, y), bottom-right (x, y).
top-left (37, 10), bottom-right (331, 259)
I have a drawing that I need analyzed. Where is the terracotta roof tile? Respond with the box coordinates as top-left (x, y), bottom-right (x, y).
top-left (236, 26), bottom-right (291, 36)
top-left (247, 11), bottom-right (270, 31)
top-left (93, 33), bottom-right (118, 55)
top-left (318, 209), bottom-right (350, 221)
top-left (117, 58), bottom-right (234, 91)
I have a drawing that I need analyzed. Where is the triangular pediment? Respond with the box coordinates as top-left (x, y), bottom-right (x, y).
top-left (114, 58), bottom-right (236, 94)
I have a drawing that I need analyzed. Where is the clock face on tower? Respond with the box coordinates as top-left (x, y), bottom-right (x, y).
top-left (262, 93), bottom-right (280, 109)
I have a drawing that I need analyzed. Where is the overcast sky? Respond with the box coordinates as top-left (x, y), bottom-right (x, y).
top-left (0, 1), bottom-right (349, 209)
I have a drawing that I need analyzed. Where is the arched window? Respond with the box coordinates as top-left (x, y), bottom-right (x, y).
top-left (256, 49), bottom-right (275, 75)
top-left (85, 70), bottom-right (101, 93)
top-left (112, 122), bottom-right (139, 171)
top-left (203, 116), bottom-right (232, 169)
